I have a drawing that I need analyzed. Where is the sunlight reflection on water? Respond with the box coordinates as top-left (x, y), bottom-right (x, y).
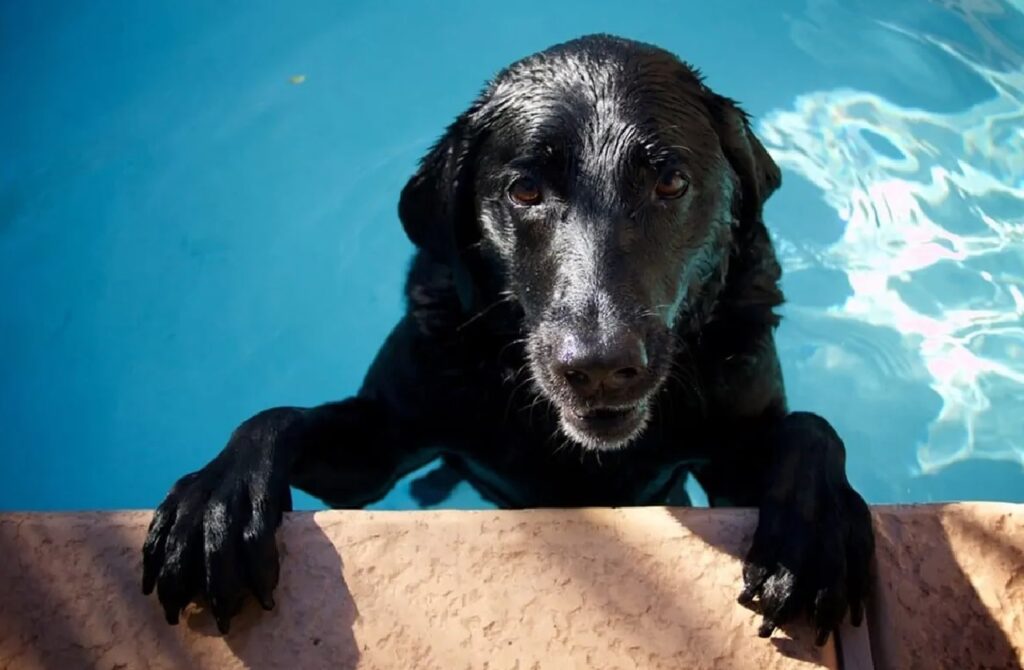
top-left (761, 0), bottom-right (1024, 473)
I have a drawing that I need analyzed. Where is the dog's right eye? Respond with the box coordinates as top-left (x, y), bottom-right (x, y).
top-left (654, 169), bottom-right (689, 200)
top-left (508, 177), bottom-right (543, 206)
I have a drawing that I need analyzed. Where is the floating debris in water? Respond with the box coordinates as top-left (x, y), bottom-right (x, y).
top-left (289, 74), bottom-right (306, 85)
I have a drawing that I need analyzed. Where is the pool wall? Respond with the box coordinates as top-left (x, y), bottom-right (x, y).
top-left (1, 504), bottom-right (1021, 669)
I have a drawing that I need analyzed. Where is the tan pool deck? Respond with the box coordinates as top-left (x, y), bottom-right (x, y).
top-left (0, 503), bottom-right (1021, 669)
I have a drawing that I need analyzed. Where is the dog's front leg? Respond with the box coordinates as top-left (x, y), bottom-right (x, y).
top-left (142, 397), bottom-right (434, 633)
top-left (739, 412), bottom-right (875, 644)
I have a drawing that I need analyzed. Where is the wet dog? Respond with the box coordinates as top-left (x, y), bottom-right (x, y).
top-left (143, 34), bottom-right (874, 644)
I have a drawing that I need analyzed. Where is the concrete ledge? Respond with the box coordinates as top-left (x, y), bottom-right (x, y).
top-left (0, 504), bottom-right (1020, 669)
top-left (868, 504), bottom-right (1024, 669)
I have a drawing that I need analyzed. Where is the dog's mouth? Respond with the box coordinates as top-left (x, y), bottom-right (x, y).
top-left (558, 399), bottom-right (651, 451)
top-left (524, 323), bottom-right (674, 452)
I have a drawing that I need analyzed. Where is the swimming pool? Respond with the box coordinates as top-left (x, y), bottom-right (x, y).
top-left (2, 0), bottom-right (1022, 511)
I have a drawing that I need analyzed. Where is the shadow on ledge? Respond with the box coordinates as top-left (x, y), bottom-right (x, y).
top-left (1, 505), bottom-right (1021, 669)
top-left (185, 515), bottom-right (359, 669)
top-left (0, 512), bottom-right (359, 670)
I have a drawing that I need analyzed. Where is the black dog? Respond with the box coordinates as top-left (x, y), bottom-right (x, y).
top-left (143, 35), bottom-right (874, 644)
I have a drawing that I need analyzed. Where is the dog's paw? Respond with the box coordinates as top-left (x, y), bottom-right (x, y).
top-left (142, 450), bottom-right (291, 634)
top-left (739, 486), bottom-right (874, 645)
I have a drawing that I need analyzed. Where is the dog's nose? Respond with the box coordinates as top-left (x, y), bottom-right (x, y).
top-left (553, 331), bottom-right (648, 396)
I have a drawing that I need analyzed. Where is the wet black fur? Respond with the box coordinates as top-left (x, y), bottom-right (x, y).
top-left (143, 35), bottom-right (874, 644)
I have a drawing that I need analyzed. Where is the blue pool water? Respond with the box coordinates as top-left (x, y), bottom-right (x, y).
top-left (2, 1), bottom-right (1022, 511)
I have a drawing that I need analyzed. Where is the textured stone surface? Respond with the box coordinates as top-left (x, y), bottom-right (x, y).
top-left (0, 508), bottom-right (842, 670)
top-left (869, 503), bottom-right (1024, 670)
top-left (4, 504), bottom-right (1021, 670)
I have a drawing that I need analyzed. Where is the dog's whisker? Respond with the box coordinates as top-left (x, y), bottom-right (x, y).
top-left (504, 372), bottom-right (541, 423)
top-left (520, 392), bottom-right (547, 414)
top-left (456, 293), bottom-right (516, 332)
top-left (497, 337), bottom-right (530, 361)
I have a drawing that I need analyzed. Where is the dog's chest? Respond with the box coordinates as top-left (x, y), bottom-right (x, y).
top-left (453, 424), bottom-right (688, 507)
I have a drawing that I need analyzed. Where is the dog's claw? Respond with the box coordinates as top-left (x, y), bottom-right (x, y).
top-left (142, 447), bottom-right (288, 634)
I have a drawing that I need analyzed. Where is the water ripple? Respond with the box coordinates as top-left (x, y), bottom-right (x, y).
top-left (761, 1), bottom-right (1024, 472)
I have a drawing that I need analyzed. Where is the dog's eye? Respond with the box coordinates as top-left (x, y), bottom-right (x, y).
top-left (654, 170), bottom-right (689, 200)
top-left (508, 177), bottom-right (543, 206)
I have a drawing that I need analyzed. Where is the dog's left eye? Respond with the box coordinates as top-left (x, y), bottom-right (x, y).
top-left (508, 177), bottom-right (543, 206)
top-left (654, 170), bottom-right (689, 200)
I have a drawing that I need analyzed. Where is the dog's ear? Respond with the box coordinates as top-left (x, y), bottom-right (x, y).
top-left (399, 114), bottom-right (474, 258)
top-left (398, 113), bottom-right (480, 307)
top-left (703, 93), bottom-right (781, 223)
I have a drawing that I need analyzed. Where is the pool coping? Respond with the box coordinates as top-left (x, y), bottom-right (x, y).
top-left (0, 503), bottom-right (1021, 669)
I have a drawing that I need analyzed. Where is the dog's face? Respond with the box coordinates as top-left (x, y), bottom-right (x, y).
top-left (400, 35), bottom-right (780, 450)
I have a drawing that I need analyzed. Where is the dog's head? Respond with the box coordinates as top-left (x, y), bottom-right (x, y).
top-left (399, 35), bottom-right (781, 450)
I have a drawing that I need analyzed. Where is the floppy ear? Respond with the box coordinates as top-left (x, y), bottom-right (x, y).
top-left (703, 93), bottom-right (782, 224)
top-left (398, 113), bottom-right (480, 308)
